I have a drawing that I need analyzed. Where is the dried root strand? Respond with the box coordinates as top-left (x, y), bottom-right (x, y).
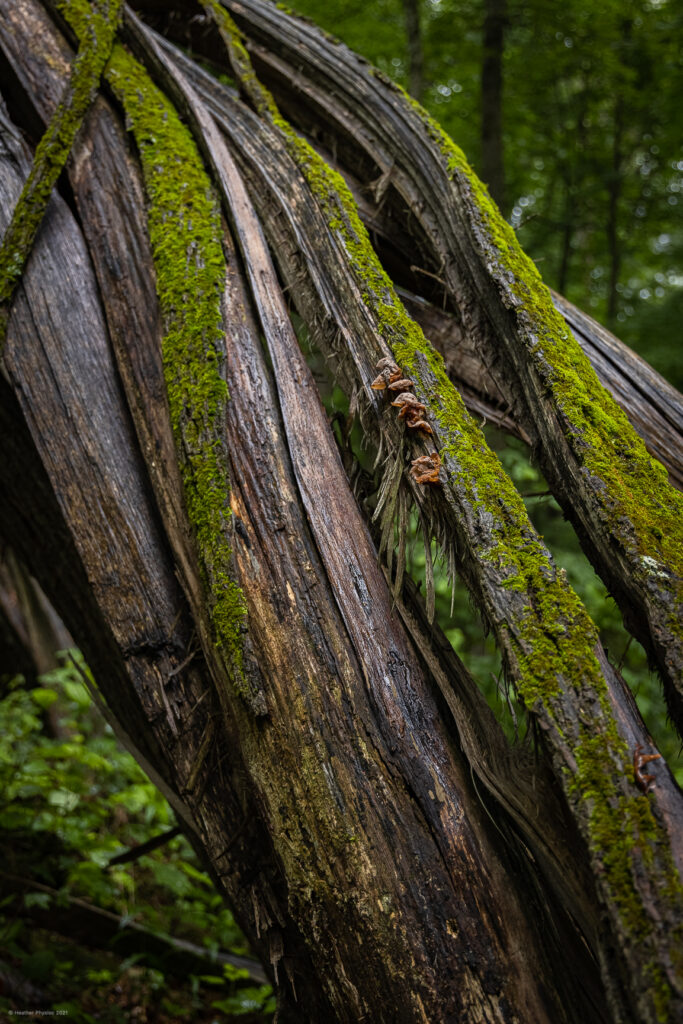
top-left (377, 448), bottom-right (405, 563)
top-left (373, 441), bottom-right (404, 525)
top-left (420, 511), bottom-right (436, 624)
top-left (393, 487), bottom-right (410, 602)
top-left (370, 362), bottom-right (442, 615)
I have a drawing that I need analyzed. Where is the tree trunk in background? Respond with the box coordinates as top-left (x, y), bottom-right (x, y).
top-left (402, 0), bottom-right (424, 101)
top-left (606, 93), bottom-right (623, 326)
top-left (1, 2), bottom-right (682, 1022)
top-left (481, 0), bottom-right (506, 209)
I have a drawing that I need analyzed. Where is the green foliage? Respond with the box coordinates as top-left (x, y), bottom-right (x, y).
top-left (0, 655), bottom-right (171, 884)
top-left (0, 654), bottom-right (273, 1020)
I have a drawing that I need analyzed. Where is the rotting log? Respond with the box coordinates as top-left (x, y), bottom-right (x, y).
top-left (0, 4), bottom-right (595, 1020)
top-left (201, 0), bottom-right (683, 734)
top-left (0, 2), bottom-right (681, 1022)
top-left (126, 15), bottom-right (682, 1019)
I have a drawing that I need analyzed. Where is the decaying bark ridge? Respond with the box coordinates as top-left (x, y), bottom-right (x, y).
top-left (0, 1), bottom-right (681, 1022)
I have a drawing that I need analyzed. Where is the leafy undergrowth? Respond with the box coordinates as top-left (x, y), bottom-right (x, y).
top-left (0, 655), bottom-right (274, 1022)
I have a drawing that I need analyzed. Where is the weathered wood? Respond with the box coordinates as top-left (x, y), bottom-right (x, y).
top-left (551, 290), bottom-right (683, 490)
top-left (331, 163), bottom-right (683, 487)
top-left (0, 0), bottom-right (121, 341)
top-left (326, 168), bottom-right (683, 488)
top-left (1, 3), bottom-right (682, 1022)
top-left (125, 17), bottom-right (598, 1020)
top-left (0, 0), bottom-right (291, 980)
top-left (0, 8), bottom-right (553, 1019)
top-left (216, 0), bottom-right (683, 735)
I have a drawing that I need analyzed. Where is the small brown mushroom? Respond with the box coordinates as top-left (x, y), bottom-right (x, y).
top-left (633, 743), bottom-right (662, 793)
top-left (371, 357), bottom-right (410, 391)
top-left (391, 392), bottom-right (424, 414)
top-left (410, 452), bottom-right (441, 484)
top-left (391, 392), bottom-right (433, 434)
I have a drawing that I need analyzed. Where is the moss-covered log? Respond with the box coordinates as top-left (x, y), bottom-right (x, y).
top-left (126, 16), bottom-right (682, 1019)
top-left (0, 2), bottom-right (682, 1022)
top-left (212, 0), bottom-right (683, 736)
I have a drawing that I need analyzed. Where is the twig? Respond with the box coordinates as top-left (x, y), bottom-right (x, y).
top-left (108, 826), bottom-right (182, 866)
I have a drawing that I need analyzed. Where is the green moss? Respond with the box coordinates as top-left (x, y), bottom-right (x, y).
top-left (570, 726), bottom-right (683, 1018)
top-left (0, 0), bottom-right (122, 347)
top-left (398, 85), bottom-right (683, 627)
top-left (103, 45), bottom-right (251, 695)
top-left (59, 2), bottom-right (251, 704)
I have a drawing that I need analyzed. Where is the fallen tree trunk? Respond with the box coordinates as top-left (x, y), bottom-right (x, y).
top-left (209, 0), bottom-right (683, 728)
top-left (0, 2), bottom-right (681, 1022)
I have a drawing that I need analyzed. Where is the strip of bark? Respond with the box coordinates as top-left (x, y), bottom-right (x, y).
top-left (0, 0), bottom-right (121, 344)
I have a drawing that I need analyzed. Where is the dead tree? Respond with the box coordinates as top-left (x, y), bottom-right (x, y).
top-left (0, 2), bottom-right (682, 1021)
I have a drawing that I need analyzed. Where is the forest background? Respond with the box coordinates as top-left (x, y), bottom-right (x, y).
top-left (1, 1), bottom-right (681, 1021)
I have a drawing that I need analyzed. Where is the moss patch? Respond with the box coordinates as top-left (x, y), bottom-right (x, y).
top-left (105, 47), bottom-right (249, 694)
top-left (0, 0), bottom-right (122, 347)
top-left (398, 86), bottom-right (683, 633)
top-left (569, 725), bottom-right (683, 1021)
top-left (60, 1), bottom-right (251, 703)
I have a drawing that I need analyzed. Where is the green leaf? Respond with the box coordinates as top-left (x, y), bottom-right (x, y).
top-left (30, 687), bottom-right (59, 709)
top-left (23, 891), bottom-right (52, 910)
